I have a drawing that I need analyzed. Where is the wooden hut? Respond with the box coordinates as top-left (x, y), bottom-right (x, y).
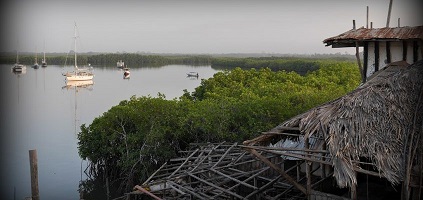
top-left (323, 25), bottom-right (423, 83)
top-left (243, 60), bottom-right (423, 200)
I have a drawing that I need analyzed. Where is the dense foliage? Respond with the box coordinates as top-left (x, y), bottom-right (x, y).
top-left (77, 59), bottom-right (360, 195)
top-left (211, 57), bottom-right (354, 75)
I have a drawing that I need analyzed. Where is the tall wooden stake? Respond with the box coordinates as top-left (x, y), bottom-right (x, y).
top-left (366, 6), bottom-right (369, 29)
top-left (29, 149), bottom-right (39, 200)
top-left (386, 0), bottom-right (393, 27)
top-left (353, 20), bottom-right (365, 83)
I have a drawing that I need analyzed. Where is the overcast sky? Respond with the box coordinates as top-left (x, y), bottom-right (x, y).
top-left (1, 0), bottom-right (422, 54)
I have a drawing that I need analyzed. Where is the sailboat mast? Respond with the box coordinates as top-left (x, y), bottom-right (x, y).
top-left (43, 40), bottom-right (46, 61)
top-left (16, 40), bottom-right (19, 64)
top-left (74, 22), bottom-right (77, 69)
top-left (35, 47), bottom-right (38, 63)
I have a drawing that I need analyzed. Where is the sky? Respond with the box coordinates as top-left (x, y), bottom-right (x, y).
top-left (1, 0), bottom-right (422, 55)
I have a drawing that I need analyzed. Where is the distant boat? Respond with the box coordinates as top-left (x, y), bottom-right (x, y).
top-left (41, 41), bottom-right (47, 67)
top-left (13, 63), bottom-right (27, 73)
top-left (187, 72), bottom-right (199, 77)
top-left (117, 60), bottom-right (124, 68)
top-left (12, 43), bottom-right (27, 73)
top-left (32, 48), bottom-right (39, 69)
top-left (123, 67), bottom-right (130, 79)
top-left (63, 23), bottom-right (94, 81)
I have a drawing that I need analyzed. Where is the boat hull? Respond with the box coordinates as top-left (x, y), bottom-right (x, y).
top-left (66, 75), bottom-right (94, 81)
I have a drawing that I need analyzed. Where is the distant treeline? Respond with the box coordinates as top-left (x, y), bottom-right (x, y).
top-left (1, 53), bottom-right (355, 75)
top-left (87, 53), bottom-right (212, 67)
top-left (210, 56), bottom-right (355, 75)
top-left (0, 53), bottom-right (212, 67)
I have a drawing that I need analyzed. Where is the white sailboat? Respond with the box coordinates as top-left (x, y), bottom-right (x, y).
top-left (42, 40), bottom-right (47, 67)
top-left (63, 23), bottom-right (94, 81)
top-left (32, 47), bottom-right (39, 69)
top-left (12, 42), bottom-right (27, 73)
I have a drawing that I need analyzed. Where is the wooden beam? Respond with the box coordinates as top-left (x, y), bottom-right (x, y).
top-left (363, 42), bottom-right (368, 80)
top-left (246, 148), bottom-right (308, 195)
top-left (244, 175), bottom-right (282, 199)
top-left (305, 137), bottom-right (311, 200)
top-left (212, 142), bottom-right (237, 168)
top-left (187, 172), bottom-right (245, 199)
top-left (170, 149), bottom-right (199, 177)
top-left (413, 40), bottom-right (418, 62)
top-left (386, 41), bottom-right (391, 63)
top-left (142, 162), bottom-right (167, 185)
top-left (403, 41), bottom-right (408, 61)
top-left (355, 41), bottom-right (365, 83)
top-left (210, 168), bottom-right (258, 189)
top-left (375, 41), bottom-right (380, 72)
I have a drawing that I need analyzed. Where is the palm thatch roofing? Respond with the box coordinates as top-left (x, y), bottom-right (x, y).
top-left (244, 59), bottom-right (423, 190)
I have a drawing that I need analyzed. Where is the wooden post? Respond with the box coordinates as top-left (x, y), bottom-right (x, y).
top-left (386, 42), bottom-right (391, 64)
top-left (353, 20), bottom-right (365, 83)
top-left (305, 137), bottom-right (311, 200)
top-left (29, 149), bottom-right (39, 200)
top-left (366, 6), bottom-right (369, 29)
top-left (351, 183), bottom-right (357, 200)
top-left (398, 18), bottom-right (400, 27)
top-left (386, 0), bottom-right (393, 27)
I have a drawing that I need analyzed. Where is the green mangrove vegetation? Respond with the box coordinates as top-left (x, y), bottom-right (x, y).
top-left (77, 59), bottom-right (361, 194)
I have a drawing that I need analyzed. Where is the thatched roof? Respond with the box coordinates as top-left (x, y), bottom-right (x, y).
top-left (246, 60), bottom-right (423, 189)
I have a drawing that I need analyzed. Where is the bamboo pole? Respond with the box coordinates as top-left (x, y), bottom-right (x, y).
top-left (246, 149), bottom-right (307, 195)
top-left (29, 149), bottom-right (39, 200)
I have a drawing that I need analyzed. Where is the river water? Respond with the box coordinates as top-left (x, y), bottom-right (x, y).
top-left (0, 64), bottom-right (219, 199)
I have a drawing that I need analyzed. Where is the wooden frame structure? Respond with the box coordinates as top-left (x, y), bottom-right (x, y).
top-left (129, 142), bottom-right (349, 200)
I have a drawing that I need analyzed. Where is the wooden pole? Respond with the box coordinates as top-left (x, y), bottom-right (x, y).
top-left (386, 0), bottom-right (393, 27)
top-left (29, 149), bottom-right (39, 200)
top-left (366, 6), bottom-right (369, 29)
top-left (353, 20), bottom-right (365, 83)
top-left (305, 137), bottom-right (311, 200)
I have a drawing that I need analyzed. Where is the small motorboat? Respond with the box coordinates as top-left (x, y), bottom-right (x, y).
top-left (187, 72), bottom-right (199, 77)
top-left (123, 67), bottom-right (130, 79)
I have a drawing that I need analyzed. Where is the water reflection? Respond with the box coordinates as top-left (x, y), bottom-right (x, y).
top-left (62, 80), bottom-right (94, 90)
top-left (11, 69), bottom-right (26, 104)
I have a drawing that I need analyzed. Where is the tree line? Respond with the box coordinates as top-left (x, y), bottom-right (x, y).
top-left (2, 53), bottom-right (354, 75)
top-left (0, 53), bottom-right (212, 67)
top-left (76, 59), bottom-right (361, 197)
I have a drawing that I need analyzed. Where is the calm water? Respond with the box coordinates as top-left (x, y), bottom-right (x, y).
top-left (0, 64), bottom-right (219, 199)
